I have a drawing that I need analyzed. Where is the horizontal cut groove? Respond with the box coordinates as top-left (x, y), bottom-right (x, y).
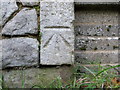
top-left (75, 50), bottom-right (118, 53)
top-left (44, 26), bottom-right (70, 28)
top-left (43, 28), bottom-right (72, 31)
top-left (76, 64), bottom-right (119, 67)
top-left (76, 36), bottom-right (119, 40)
top-left (74, 22), bottom-right (118, 26)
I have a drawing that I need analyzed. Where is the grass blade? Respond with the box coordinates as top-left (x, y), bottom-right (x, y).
top-left (83, 66), bottom-right (96, 77)
top-left (96, 65), bottom-right (120, 76)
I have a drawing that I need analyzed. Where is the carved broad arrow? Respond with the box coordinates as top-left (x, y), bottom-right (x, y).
top-left (40, 1), bottom-right (74, 65)
top-left (41, 28), bottom-right (74, 65)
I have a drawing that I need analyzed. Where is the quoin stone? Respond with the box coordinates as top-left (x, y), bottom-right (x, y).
top-left (40, 0), bottom-right (75, 65)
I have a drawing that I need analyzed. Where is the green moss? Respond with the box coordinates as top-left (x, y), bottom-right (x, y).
top-left (113, 46), bottom-right (119, 49)
top-left (80, 47), bottom-right (86, 50)
top-left (39, 31), bottom-right (42, 37)
top-left (34, 6), bottom-right (40, 12)
top-left (108, 25), bottom-right (112, 28)
top-left (38, 25), bottom-right (40, 30)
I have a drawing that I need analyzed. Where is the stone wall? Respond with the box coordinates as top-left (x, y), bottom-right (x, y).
top-left (0, 0), bottom-right (119, 88)
top-left (40, 1), bottom-right (74, 65)
top-left (0, 0), bottom-right (74, 88)
top-left (1, 0), bottom-right (40, 69)
top-left (75, 4), bottom-right (119, 65)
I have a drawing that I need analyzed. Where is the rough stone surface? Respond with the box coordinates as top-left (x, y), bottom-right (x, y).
top-left (2, 38), bottom-right (39, 69)
top-left (2, 8), bottom-right (38, 36)
top-left (0, 0), bottom-right (18, 26)
top-left (20, 0), bottom-right (39, 6)
top-left (40, 2), bottom-right (74, 29)
top-left (3, 66), bottom-right (73, 88)
top-left (75, 10), bottom-right (118, 25)
top-left (40, 1), bottom-right (74, 65)
top-left (75, 5), bottom-right (119, 65)
top-left (75, 37), bottom-right (118, 50)
top-left (41, 28), bottom-right (74, 65)
top-left (0, 40), bottom-right (2, 69)
top-left (75, 51), bottom-right (118, 64)
top-left (0, 8), bottom-right (2, 31)
top-left (75, 25), bottom-right (119, 36)
top-left (75, 0), bottom-right (120, 3)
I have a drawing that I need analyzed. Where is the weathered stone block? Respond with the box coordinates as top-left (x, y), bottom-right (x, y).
top-left (0, 12), bottom-right (2, 31)
top-left (0, 40), bottom-right (2, 69)
top-left (20, 0), bottom-right (39, 6)
top-left (2, 38), bottom-right (39, 69)
top-left (75, 4), bottom-right (119, 66)
top-left (75, 10), bottom-right (118, 25)
top-left (41, 28), bottom-right (74, 65)
top-left (0, 0), bottom-right (18, 26)
top-left (75, 37), bottom-right (118, 50)
top-left (75, 51), bottom-right (118, 64)
top-left (40, 1), bottom-right (74, 29)
top-left (2, 8), bottom-right (38, 36)
top-left (75, 0), bottom-right (120, 2)
top-left (40, 1), bottom-right (74, 65)
top-left (3, 66), bottom-right (73, 88)
top-left (75, 25), bottom-right (119, 36)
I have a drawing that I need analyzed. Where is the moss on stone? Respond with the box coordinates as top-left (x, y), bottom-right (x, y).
top-left (80, 47), bottom-right (86, 50)
top-left (108, 25), bottom-right (112, 28)
top-left (113, 46), bottom-right (119, 49)
top-left (34, 6), bottom-right (40, 12)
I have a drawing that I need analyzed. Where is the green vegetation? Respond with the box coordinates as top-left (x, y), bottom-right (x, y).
top-left (108, 25), bottom-right (112, 28)
top-left (31, 64), bottom-right (120, 88)
top-left (71, 64), bottom-right (120, 88)
top-left (1, 64), bottom-right (120, 89)
top-left (113, 46), bottom-right (119, 49)
top-left (0, 74), bottom-right (2, 90)
top-left (80, 46), bottom-right (87, 51)
top-left (34, 6), bottom-right (40, 12)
